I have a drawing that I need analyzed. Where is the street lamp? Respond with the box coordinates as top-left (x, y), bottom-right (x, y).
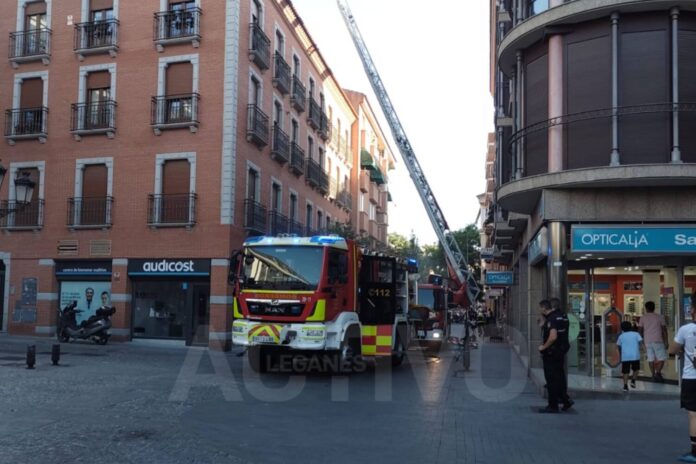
top-left (0, 163), bottom-right (36, 218)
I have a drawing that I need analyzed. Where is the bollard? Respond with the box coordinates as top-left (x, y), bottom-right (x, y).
top-left (51, 344), bottom-right (60, 366)
top-left (26, 345), bottom-right (36, 369)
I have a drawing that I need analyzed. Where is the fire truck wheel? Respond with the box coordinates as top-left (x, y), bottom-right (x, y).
top-left (391, 327), bottom-right (407, 367)
top-left (248, 346), bottom-right (272, 373)
top-left (337, 327), bottom-right (361, 373)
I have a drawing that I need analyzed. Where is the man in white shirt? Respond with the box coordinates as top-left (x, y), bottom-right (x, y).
top-left (639, 301), bottom-right (668, 382)
top-left (670, 298), bottom-right (696, 463)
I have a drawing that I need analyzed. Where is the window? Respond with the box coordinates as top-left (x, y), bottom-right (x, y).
top-left (161, 159), bottom-right (191, 223)
top-left (306, 203), bottom-right (312, 230)
top-left (164, 62), bottom-right (194, 122)
top-left (9, 166), bottom-right (42, 228)
top-left (251, 0), bottom-right (262, 25)
top-left (247, 166), bottom-right (259, 201)
top-left (293, 54), bottom-right (300, 77)
top-left (359, 192), bottom-right (365, 211)
top-left (289, 192), bottom-right (297, 221)
top-left (87, 1), bottom-right (114, 48)
top-left (308, 77), bottom-right (315, 98)
top-left (85, 71), bottom-right (111, 129)
top-left (317, 210), bottom-right (323, 231)
top-left (250, 74), bottom-right (261, 106)
top-left (275, 29), bottom-right (284, 55)
top-left (291, 118), bottom-right (298, 143)
top-left (77, 164), bottom-right (109, 225)
top-left (271, 181), bottom-right (281, 212)
top-left (16, 77), bottom-right (44, 134)
top-left (273, 100), bottom-right (282, 127)
top-left (326, 214), bottom-right (331, 231)
top-left (168, 1), bottom-right (196, 38)
top-left (307, 136), bottom-right (314, 160)
top-left (319, 93), bottom-right (325, 109)
top-left (318, 147), bottom-right (324, 168)
top-left (369, 203), bottom-right (376, 221)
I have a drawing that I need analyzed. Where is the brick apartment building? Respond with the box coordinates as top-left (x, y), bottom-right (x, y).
top-left (0, 0), bottom-right (393, 349)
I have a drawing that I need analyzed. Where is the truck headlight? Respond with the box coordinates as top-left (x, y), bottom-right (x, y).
top-left (232, 325), bottom-right (245, 334)
top-left (433, 332), bottom-right (441, 339)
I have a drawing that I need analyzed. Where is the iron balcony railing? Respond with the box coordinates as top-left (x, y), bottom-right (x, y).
top-left (74, 19), bottom-right (118, 51)
top-left (318, 112), bottom-right (330, 141)
top-left (268, 210), bottom-right (289, 235)
top-left (148, 193), bottom-right (196, 226)
top-left (249, 22), bottom-right (270, 70)
top-left (70, 100), bottom-right (116, 132)
top-left (271, 124), bottom-right (290, 164)
top-left (9, 28), bottom-right (51, 59)
top-left (273, 52), bottom-right (291, 95)
top-left (288, 219), bottom-right (304, 236)
top-left (5, 107), bottom-right (48, 137)
top-left (154, 7), bottom-right (201, 41)
top-left (338, 189), bottom-right (352, 211)
top-left (151, 93), bottom-right (199, 126)
top-left (244, 199), bottom-right (267, 234)
top-left (290, 142), bottom-right (305, 176)
top-left (291, 76), bottom-right (306, 113)
top-left (247, 104), bottom-right (269, 147)
top-left (67, 196), bottom-right (113, 227)
top-left (307, 97), bottom-right (321, 129)
top-left (0, 199), bottom-right (44, 229)
top-left (318, 169), bottom-right (329, 194)
top-left (306, 158), bottom-right (322, 188)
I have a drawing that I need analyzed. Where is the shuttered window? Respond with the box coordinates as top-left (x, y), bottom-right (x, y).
top-left (166, 62), bottom-right (193, 95)
top-left (87, 71), bottom-right (110, 90)
top-left (20, 78), bottom-right (43, 108)
top-left (25, 1), bottom-right (46, 16)
top-left (161, 160), bottom-right (190, 223)
top-left (82, 165), bottom-right (108, 198)
top-left (90, 0), bottom-right (113, 11)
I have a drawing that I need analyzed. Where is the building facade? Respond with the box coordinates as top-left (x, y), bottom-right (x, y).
top-left (491, 0), bottom-right (696, 380)
top-left (0, 0), bottom-right (393, 349)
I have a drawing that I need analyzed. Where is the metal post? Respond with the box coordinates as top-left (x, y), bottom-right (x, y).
top-left (548, 33), bottom-right (564, 172)
top-left (515, 51), bottom-right (524, 179)
top-left (590, 267), bottom-right (595, 378)
top-left (671, 7), bottom-right (682, 163)
top-left (546, 222), bottom-right (567, 306)
top-left (610, 12), bottom-right (620, 166)
top-left (677, 264), bottom-right (685, 385)
top-left (511, 68), bottom-right (518, 178)
top-left (584, 268), bottom-right (592, 374)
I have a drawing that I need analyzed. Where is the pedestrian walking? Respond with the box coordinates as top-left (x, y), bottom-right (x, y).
top-left (537, 298), bottom-right (573, 413)
top-left (669, 298), bottom-right (696, 463)
top-left (638, 300), bottom-right (668, 382)
top-left (617, 321), bottom-right (643, 392)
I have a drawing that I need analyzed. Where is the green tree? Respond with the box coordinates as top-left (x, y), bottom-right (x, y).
top-left (417, 224), bottom-right (481, 283)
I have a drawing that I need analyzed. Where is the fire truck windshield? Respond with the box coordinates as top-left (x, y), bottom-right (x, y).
top-left (242, 246), bottom-right (324, 290)
top-left (418, 288), bottom-right (445, 311)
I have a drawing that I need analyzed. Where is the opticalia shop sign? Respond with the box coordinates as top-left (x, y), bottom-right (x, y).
top-left (485, 271), bottom-right (514, 286)
top-left (127, 259), bottom-right (211, 276)
top-left (571, 225), bottom-right (696, 253)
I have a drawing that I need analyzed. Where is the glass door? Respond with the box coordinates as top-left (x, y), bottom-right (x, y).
top-left (188, 283), bottom-right (210, 345)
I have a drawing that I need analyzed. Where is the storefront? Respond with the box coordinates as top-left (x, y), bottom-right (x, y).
top-left (566, 224), bottom-right (696, 382)
top-left (128, 259), bottom-right (210, 346)
top-left (55, 260), bottom-right (113, 326)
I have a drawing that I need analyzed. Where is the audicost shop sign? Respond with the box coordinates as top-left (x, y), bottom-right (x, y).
top-left (127, 259), bottom-right (211, 277)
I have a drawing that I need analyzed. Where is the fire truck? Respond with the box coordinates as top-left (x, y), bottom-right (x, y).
top-left (409, 274), bottom-right (448, 350)
top-left (230, 235), bottom-right (412, 372)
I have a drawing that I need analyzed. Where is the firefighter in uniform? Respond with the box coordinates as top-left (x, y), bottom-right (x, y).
top-left (538, 298), bottom-right (574, 413)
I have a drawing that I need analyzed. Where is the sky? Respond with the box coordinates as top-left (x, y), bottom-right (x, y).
top-left (291, 0), bottom-right (494, 245)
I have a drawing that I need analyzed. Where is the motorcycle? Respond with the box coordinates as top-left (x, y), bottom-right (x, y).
top-left (57, 300), bottom-right (116, 345)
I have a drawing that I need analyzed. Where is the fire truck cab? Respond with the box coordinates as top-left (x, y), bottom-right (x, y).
top-left (230, 236), bottom-right (411, 372)
top-left (409, 273), bottom-right (448, 350)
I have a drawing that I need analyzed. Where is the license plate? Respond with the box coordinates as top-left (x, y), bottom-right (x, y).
top-left (417, 330), bottom-right (425, 337)
top-left (252, 336), bottom-right (276, 344)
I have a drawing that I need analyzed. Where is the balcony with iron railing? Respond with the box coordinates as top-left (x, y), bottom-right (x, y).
top-left (273, 52), bottom-right (291, 95)
top-left (306, 158), bottom-right (322, 189)
top-left (70, 100), bottom-right (116, 140)
top-left (318, 169), bottom-right (329, 195)
top-left (289, 142), bottom-right (305, 176)
top-left (307, 97), bottom-right (321, 130)
top-left (0, 199), bottom-right (44, 230)
top-left (74, 19), bottom-right (118, 59)
top-left (244, 199), bottom-right (267, 235)
top-left (9, 28), bottom-right (51, 66)
top-left (318, 112), bottom-right (330, 141)
top-left (5, 107), bottom-right (48, 144)
top-left (337, 189), bottom-right (352, 212)
top-left (358, 211), bottom-right (369, 233)
top-left (248, 22), bottom-right (270, 71)
top-left (151, 93), bottom-right (199, 134)
top-left (246, 104), bottom-right (269, 147)
top-left (271, 124), bottom-right (290, 165)
top-left (67, 197), bottom-right (113, 229)
top-left (153, 7), bottom-right (201, 51)
top-left (148, 193), bottom-right (196, 227)
top-left (291, 76), bottom-right (306, 113)
top-left (329, 178), bottom-right (338, 200)
top-left (268, 210), bottom-right (289, 236)
top-left (288, 219), bottom-right (304, 236)
top-left (359, 169), bottom-right (370, 193)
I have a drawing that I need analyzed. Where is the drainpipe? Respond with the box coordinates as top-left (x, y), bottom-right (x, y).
top-left (671, 7), bottom-right (682, 163)
top-left (610, 12), bottom-right (620, 166)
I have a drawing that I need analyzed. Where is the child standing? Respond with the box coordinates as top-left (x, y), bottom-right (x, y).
top-left (617, 321), bottom-right (644, 392)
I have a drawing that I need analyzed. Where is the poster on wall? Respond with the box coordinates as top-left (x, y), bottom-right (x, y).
top-left (13, 277), bottom-right (37, 323)
top-left (59, 281), bottom-right (112, 325)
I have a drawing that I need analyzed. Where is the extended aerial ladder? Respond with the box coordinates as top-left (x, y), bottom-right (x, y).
top-left (336, 0), bottom-right (481, 305)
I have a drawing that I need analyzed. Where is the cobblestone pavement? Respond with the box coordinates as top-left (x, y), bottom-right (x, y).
top-left (0, 334), bottom-right (685, 464)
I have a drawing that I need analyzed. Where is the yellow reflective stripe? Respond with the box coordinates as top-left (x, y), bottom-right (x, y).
top-left (241, 290), bottom-right (314, 294)
top-left (361, 325), bottom-right (377, 336)
top-left (376, 335), bottom-right (392, 346)
top-left (233, 297), bottom-right (242, 318)
top-left (306, 299), bottom-right (326, 321)
top-left (362, 345), bottom-right (376, 355)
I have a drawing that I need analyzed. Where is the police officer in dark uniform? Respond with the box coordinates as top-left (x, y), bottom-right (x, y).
top-left (538, 298), bottom-right (574, 413)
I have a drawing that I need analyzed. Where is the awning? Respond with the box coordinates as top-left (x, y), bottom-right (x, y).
top-left (370, 166), bottom-right (386, 185)
top-left (387, 192), bottom-right (393, 202)
top-left (360, 149), bottom-right (376, 171)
